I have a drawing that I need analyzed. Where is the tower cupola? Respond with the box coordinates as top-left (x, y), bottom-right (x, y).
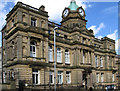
top-left (68, 0), bottom-right (79, 11)
top-left (61, 0), bottom-right (87, 28)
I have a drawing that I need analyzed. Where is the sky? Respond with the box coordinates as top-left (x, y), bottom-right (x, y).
top-left (0, 0), bottom-right (119, 54)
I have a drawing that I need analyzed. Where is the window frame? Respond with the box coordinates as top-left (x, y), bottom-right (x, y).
top-left (65, 50), bottom-right (70, 64)
top-left (49, 71), bottom-right (54, 84)
top-left (96, 73), bottom-right (99, 83)
top-left (101, 73), bottom-right (104, 82)
top-left (58, 71), bottom-right (63, 84)
top-left (48, 46), bottom-right (53, 62)
top-left (31, 18), bottom-right (37, 27)
top-left (57, 48), bottom-right (62, 63)
top-left (30, 41), bottom-right (36, 57)
top-left (66, 71), bottom-right (71, 84)
top-left (32, 69), bottom-right (40, 85)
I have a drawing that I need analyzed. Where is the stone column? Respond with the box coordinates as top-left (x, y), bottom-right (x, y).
top-left (17, 36), bottom-right (22, 60)
top-left (17, 10), bottom-right (22, 22)
top-left (27, 37), bottom-right (30, 56)
top-left (78, 49), bottom-right (80, 65)
top-left (81, 49), bottom-right (83, 64)
top-left (78, 70), bottom-right (83, 86)
top-left (63, 71), bottom-right (66, 84)
top-left (91, 70), bottom-right (96, 88)
top-left (88, 51), bottom-right (90, 64)
top-left (41, 40), bottom-right (43, 58)
top-left (91, 52), bottom-right (95, 67)
top-left (73, 49), bottom-right (77, 66)
top-left (63, 49), bottom-right (65, 65)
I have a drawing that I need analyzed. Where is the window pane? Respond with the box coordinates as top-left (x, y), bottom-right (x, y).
top-left (33, 46), bottom-right (35, 52)
top-left (36, 74), bottom-right (38, 84)
top-left (32, 74), bottom-right (35, 84)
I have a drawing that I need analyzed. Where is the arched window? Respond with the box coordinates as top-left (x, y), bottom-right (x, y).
top-left (30, 41), bottom-right (36, 57)
top-left (48, 46), bottom-right (53, 62)
top-left (57, 48), bottom-right (62, 63)
top-left (65, 49), bottom-right (70, 64)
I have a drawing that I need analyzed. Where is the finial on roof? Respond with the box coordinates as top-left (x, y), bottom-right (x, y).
top-left (71, 0), bottom-right (75, 2)
top-left (71, 0), bottom-right (76, 3)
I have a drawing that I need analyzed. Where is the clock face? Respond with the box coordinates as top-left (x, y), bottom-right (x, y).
top-left (79, 8), bottom-right (84, 16)
top-left (63, 9), bottom-right (69, 17)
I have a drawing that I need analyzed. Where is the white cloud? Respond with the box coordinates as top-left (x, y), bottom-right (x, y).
top-left (115, 39), bottom-right (120, 55)
top-left (102, 5), bottom-right (117, 14)
top-left (88, 22), bottom-right (105, 35)
top-left (14, 0), bottom-right (91, 22)
top-left (0, 2), bottom-right (7, 30)
top-left (107, 29), bottom-right (117, 40)
top-left (106, 29), bottom-right (118, 54)
top-left (97, 36), bottom-right (103, 39)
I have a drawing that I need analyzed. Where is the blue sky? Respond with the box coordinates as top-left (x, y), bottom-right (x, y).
top-left (0, 0), bottom-right (119, 54)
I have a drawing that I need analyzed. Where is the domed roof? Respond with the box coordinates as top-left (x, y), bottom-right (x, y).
top-left (68, 0), bottom-right (79, 11)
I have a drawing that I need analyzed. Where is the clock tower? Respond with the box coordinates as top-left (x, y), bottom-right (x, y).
top-left (61, 0), bottom-right (87, 28)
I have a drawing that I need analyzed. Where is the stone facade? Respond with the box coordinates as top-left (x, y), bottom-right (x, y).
top-left (1, 1), bottom-right (120, 90)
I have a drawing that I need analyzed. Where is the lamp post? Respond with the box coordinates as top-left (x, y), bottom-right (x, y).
top-left (54, 27), bottom-right (58, 91)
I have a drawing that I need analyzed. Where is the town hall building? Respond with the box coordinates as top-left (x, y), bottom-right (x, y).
top-left (1, 0), bottom-right (119, 90)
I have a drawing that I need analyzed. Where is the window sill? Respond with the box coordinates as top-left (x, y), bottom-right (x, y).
top-left (49, 61), bottom-right (54, 63)
top-left (57, 62), bottom-right (62, 64)
top-left (33, 84), bottom-right (40, 85)
top-left (65, 63), bottom-right (70, 65)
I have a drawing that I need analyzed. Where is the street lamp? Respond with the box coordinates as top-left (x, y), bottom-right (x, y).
top-left (54, 27), bottom-right (58, 91)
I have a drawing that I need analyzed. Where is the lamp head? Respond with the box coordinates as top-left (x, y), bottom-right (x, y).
top-left (54, 27), bottom-right (58, 30)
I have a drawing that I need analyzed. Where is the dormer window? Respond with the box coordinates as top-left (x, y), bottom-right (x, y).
top-left (31, 18), bottom-right (36, 27)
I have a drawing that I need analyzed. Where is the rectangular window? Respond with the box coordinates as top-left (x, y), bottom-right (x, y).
top-left (48, 46), bottom-right (53, 62)
top-left (32, 69), bottom-right (40, 85)
top-left (31, 18), bottom-right (36, 27)
top-left (49, 71), bottom-right (54, 84)
top-left (65, 50), bottom-right (70, 64)
top-left (96, 73), bottom-right (99, 83)
top-left (100, 57), bottom-right (103, 67)
top-left (58, 71), bottom-right (63, 84)
top-left (95, 56), bottom-right (98, 67)
top-left (57, 48), bottom-right (62, 63)
top-left (66, 71), bottom-right (71, 84)
top-left (101, 73), bottom-right (104, 82)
